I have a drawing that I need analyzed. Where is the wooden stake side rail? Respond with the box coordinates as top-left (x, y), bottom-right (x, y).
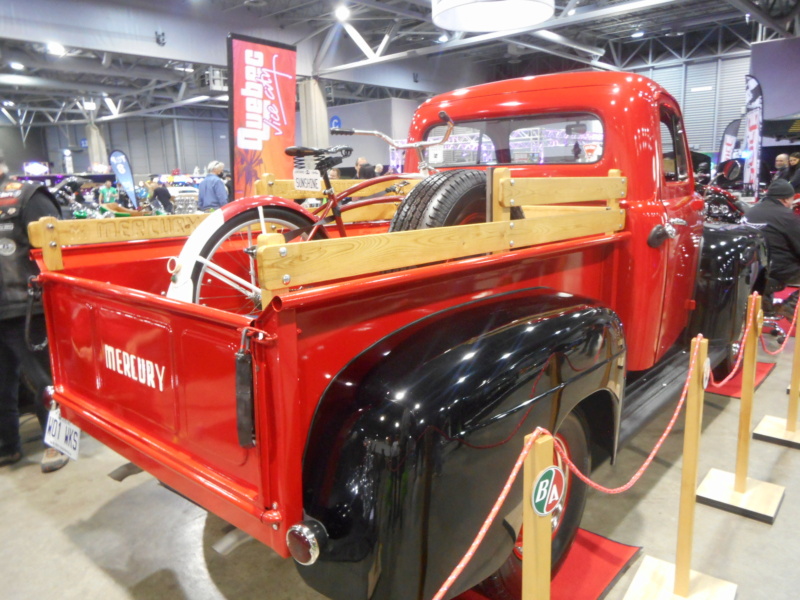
top-left (28, 213), bottom-right (208, 271)
top-left (257, 205), bottom-right (626, 296)
top-left (491, 167), bottom-right (627, 218)
top-left (254, 173), bottom-right (423, 199)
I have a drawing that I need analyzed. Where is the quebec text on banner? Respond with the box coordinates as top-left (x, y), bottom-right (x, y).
top-left (228, 34), bottom-right (297, 199)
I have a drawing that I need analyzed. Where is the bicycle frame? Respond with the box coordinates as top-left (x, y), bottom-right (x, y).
top-left (304, 173), bottom-right (426, 239)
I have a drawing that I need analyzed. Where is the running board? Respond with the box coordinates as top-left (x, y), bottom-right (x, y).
top-left (618, 344), bottom-right (725, 447)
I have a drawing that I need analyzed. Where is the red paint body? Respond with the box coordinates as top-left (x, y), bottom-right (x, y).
top-left (36, 72), bottom-right (701, 560)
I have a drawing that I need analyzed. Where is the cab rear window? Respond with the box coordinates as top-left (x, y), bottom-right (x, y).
top-left (424, 113), bottom-right (604, 166)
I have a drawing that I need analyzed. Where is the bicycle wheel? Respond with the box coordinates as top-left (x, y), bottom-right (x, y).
top-left (191, 206), bottom-right (316, 314)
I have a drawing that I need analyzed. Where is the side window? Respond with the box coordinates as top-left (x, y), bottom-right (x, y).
top-left (660, 107), bottom-right (689, 182)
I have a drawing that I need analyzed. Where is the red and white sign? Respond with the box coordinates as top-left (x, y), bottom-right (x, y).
top-left (229, 35), bottom-right (297, 199)
top-left (720, 135), bottom-right (737, 163)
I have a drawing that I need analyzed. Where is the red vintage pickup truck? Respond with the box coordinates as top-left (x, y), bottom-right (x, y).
top-left (30, 71), bottom-right (763, 600)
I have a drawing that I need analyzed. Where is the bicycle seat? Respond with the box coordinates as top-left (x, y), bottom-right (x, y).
top-left (284, 145), bottom-right (353, 158)
top-left (285, 146), bottom-right (325, 157)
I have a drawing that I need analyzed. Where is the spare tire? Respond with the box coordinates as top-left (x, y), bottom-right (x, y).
top-left (389, 169), bottom-right (489, 231)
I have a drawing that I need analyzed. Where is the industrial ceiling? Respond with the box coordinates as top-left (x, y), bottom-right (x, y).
top-left (0, 0), bottom-right (797, 128)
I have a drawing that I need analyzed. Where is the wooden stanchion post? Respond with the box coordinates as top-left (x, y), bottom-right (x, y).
top-left (698, 294), bottom-right (785, 523)
top-left (788, 334), bottom-right (800, 433)
top-left (754, 308), bottom-right (800, 446)
top-left (734, 294), bottom-right (761, 493)
top-left (624, 337), bottom-right (736, 599)
top-left (674, 336), bottom-right (709, 597)
top-left (522, 432), bottom-right (554, 600)
top-left (624, 336), bottom-right (736, 600)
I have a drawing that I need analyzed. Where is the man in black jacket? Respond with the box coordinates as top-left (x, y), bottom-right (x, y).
top-left (0, 151), bottom-right (68, 472)
top-left (746, 178), bottom-right (800, 316)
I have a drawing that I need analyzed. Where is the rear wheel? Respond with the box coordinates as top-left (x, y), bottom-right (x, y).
top-left (477, 411), bottom-right (591, 600)
top-left (191, 206), bottom-right (317, 314)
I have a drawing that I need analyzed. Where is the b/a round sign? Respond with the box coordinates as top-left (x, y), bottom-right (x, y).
top-left (532, 466), bottom-right (565, 516)
top-left (330, 115), bottom-right (342, 129)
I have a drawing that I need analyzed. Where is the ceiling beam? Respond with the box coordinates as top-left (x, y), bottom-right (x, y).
top-left (504, 38), bottom-right (618, 70)
top-left (0, 73), bottom-right (134, 95)
top-left (317, 0), bottom-right (681, 75)
top-left (724, 0), bottom-right (791, 37)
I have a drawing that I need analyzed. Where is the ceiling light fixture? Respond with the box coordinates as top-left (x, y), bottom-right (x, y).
top-left (46, 41), bottom-right (66, 56)
top-left (432, 0), bottom-right (554, 33)
top-left (334, 5), bottom-right (350, 22)
top-left (438, 33), bottom-right (450, 43)
top-left (631, 31), bottom-right (644, 38)
top-left (83, 99), bottom-right (97, 111)
top-left (2, 100), bottom-right (15, 107)
top-left (9, 62), bottom-right (25, 71)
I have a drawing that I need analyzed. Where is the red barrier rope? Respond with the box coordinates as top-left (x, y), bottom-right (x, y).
top-left (707, 294), bottom-right (756, 388)
top-left (431, 337), bottom-right (703, 599)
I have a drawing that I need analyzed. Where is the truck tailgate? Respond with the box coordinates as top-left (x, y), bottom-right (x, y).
top-left (38, 271), bottom-right (280, 548)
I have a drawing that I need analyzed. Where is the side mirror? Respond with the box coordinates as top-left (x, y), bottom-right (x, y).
top-left (719, 159), bottom-right (741, 180)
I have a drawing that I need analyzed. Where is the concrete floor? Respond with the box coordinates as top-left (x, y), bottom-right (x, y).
top-left (2, 339), bottom-right (800, 599)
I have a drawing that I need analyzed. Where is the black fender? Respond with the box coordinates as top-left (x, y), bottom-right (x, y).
top-left (297, 288), bottom-right (626, 600)
top-left (689, 223), bottom-right (766, 365)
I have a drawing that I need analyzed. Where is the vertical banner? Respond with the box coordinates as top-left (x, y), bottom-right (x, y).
top-left (228, 34), bottom-right (297, 199)
top-left (743, 75), bottom-right (763, 192)
top-left (718, 118), bottom-right (741, 163)
top-left (109, 149), bottom-right (138, 209)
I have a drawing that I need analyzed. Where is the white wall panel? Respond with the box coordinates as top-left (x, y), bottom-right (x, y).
top-left (683, 62), bottom-right (717, 152)
top-left (635, 56), bottom-right (752, 154)
top-left (647, 66), bottom-right (685, 106)
top-left (716, 57), bottom-right (749, 149)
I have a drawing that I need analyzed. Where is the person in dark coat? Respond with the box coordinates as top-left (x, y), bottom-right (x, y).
top-left (786, 152), bottom-right (800, 192)
top-left (0, 150), bottom-right (68, 472)
top-left (746, 178), bottom-right (800, 316)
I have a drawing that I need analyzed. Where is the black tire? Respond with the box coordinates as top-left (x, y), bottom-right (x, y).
top-left (476, 411), bottom-right (591, 600)
top-left (389, 169), bottom-right (490, 231)
top-left (191, 206), bottom-right (317, 314)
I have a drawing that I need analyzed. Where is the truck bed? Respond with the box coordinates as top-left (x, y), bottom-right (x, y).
top-left (31, 172), bottom-right (628, 557)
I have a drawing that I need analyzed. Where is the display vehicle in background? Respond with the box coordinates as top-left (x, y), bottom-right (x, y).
top-left (30, 72), bottom-right (764, 600)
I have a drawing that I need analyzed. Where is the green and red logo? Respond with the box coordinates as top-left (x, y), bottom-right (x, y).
top-left (531, 466), bottom-right (565, 516)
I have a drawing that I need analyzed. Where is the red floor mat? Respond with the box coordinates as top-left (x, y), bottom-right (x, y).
top-left (706, 362), bottom-right (776, 398)
top-left (454, 529), bottom-right (641, 600)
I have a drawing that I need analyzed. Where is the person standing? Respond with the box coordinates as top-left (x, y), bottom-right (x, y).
top-left (785, 152), bottom-right (800, 192)
top-left (151, 182), bottom-right (174, 213)
top-left (773, 154), bottom-right (789, 181)
top-left (198, 161), bottom-right (228, 210)
top-left (97, 180), bottom-right (118, 203)
top-left (0, 150), bottom-right (69, 472)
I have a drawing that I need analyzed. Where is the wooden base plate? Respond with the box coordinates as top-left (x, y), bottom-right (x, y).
top-left (753, 415), bottom-right (800, 449)
top-left (696, 468), bottom-right (784, 524)
top-left (622, 555), bottom-right (736, 600)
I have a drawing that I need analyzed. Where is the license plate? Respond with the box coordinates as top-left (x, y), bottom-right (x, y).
top-left (293, 168), bottom-right (322, 192)
top-left (44, 407), bottom-right (81, 461)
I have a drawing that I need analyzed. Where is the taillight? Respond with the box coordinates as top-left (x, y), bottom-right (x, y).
top-left (286, 520), bottom-right (327, 566)
top-left (42, 386), bottom-right (55, 411)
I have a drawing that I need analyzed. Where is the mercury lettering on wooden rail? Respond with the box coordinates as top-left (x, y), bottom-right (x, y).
top-left (63, 214), bottom-right (206, 244)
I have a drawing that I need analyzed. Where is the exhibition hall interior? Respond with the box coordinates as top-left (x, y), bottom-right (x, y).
top-left (2, 1), bottom-right (800, 599)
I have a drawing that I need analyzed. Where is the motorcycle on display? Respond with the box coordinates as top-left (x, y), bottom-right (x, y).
top-left (49, 177), bottom-right (104, 219)
top-left (702, 159), bottom-right (749, 224)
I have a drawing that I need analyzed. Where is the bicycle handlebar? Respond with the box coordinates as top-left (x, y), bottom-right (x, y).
top-left (330, 111), bottom-right (455, 151)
